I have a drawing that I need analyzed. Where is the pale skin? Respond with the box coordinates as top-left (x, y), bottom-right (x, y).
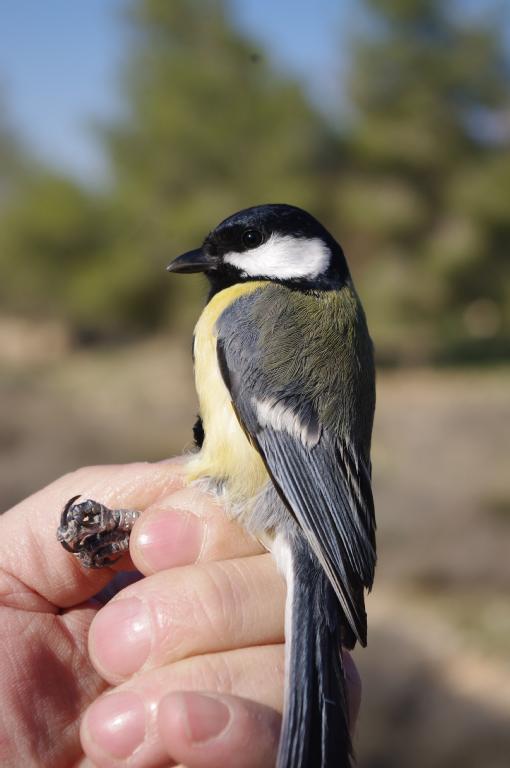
top-left (0, 459), bottom-right (361, 768)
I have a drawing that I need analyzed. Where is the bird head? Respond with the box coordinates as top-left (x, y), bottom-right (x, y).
top-left (167, 204), bottom-right (349, 292)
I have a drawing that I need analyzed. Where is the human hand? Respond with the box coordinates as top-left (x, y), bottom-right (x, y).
top-left (0, 461), bottom-right (185, 767)
top-left (0, 459), bottom-right (361, 768)
top-left (80, 459), bottom-right (362, 767)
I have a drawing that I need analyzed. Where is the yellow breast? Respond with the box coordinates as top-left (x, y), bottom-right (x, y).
top-left (185, 281), bottom-right (269, 503)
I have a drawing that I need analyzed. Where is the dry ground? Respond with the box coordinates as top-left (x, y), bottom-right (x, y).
top-left (1, 338), bottom-right (509, 766)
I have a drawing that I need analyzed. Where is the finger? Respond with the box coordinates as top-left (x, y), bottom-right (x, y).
top-left (81, 646), bottom-right (362, 767)
top-left (130, 486), bottom-right (265, 576)
top-left (89, 554), bottom-right (286, 683)
top-left (157, 691), bottom-right (281, 768)
top-left (0, 460), bottom-right (186, 609)
top-left (81, 644), bottom-right (285, 768)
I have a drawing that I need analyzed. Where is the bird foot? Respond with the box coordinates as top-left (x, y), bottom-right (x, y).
top-left (56, 495), bottom-right (140, 569)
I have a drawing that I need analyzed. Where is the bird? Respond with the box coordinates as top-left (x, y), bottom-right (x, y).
top-left (166, 203), bottom-right (376, 768)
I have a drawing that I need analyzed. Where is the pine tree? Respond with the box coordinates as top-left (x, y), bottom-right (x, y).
top-left (336, 0), bottom-right (510, 361)
top-left (0, 0), bottom-right (326, 336)
top-left (105, 0), bottom-right (326, 328)
top-left (0, 90), bottom-right (24, 203)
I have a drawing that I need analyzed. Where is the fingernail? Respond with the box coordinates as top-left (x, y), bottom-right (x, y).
top-left (85, 691), bottom-right (146, 758)
top-left (179, 693), bottom-right (232, 743)
top-left (90, 597), bottom-right (151, 678)
top-left (136, 509), bottom-right (204, 570)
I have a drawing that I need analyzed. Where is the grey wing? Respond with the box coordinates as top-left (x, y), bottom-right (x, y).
top-left (217, 332), bottom-right (376, 647)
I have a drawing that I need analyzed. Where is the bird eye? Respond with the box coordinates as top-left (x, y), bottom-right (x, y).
top-left (242, 228), bottom-right (263, 249)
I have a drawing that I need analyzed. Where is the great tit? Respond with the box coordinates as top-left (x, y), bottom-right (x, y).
top-left (167, 203), bottom-right (376, 768)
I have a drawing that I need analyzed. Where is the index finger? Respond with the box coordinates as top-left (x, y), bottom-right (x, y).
top-left (0, 460), bottom-right (186, 609)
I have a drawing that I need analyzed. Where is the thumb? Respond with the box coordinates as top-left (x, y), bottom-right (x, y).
top-left (0, 460), bottom-right (185, 609)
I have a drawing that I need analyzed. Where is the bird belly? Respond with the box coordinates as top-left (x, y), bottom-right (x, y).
top-left (185, 282), bottom-right (269, 506)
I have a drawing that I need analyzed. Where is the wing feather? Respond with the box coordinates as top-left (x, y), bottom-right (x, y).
top-left (216, 292), bottom-right (376, 646)
top-left (257, 425), bottom-right (374, 644)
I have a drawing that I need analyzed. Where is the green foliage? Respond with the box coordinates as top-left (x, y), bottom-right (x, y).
top-left (0, 0), bottom-right (325, 336)
top-left (0, 175), bottom-right (104, 317)
top-left (0, 90), bottom-right (26, 200)
top-left (104, 0), bottom-right (326, 328)
top-left (0, 173), bottom-right (165, 335)
top-left (0, 0), bottom-right (509, 362)
top-left (335, 0), bottom-right (510, 361)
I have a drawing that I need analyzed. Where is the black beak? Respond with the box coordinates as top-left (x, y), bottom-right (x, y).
top-left (166, 248), bottom-right (216, 274)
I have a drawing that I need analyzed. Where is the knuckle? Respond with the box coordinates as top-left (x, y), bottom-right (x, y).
top-left (190, 562), bottom-right (243, 642)
top-left (145, 556), bottom-right (279, 669)
top-left (148, 563), bottom-right (244, 662)
top-left (187, 649), bottom-right (236, 694)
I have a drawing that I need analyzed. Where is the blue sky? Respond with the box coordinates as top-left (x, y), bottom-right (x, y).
top-left (0, 0), bottom-right (352, 183)
top-left (0, 0), bottom-right (507, 183)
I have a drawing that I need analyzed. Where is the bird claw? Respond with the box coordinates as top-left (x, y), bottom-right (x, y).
top-left (56, 495), bottom-right (140, 569)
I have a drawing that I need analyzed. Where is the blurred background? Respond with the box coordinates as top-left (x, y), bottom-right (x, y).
top-left (0, 0), bottom-right (509, 764)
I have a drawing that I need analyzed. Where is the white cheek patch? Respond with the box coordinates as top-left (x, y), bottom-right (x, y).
top-left (223, 234), bottom-right (330, 280)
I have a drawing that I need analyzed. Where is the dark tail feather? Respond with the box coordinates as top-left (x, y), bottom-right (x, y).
top-left (277, 534), bottom-right (353, 768)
